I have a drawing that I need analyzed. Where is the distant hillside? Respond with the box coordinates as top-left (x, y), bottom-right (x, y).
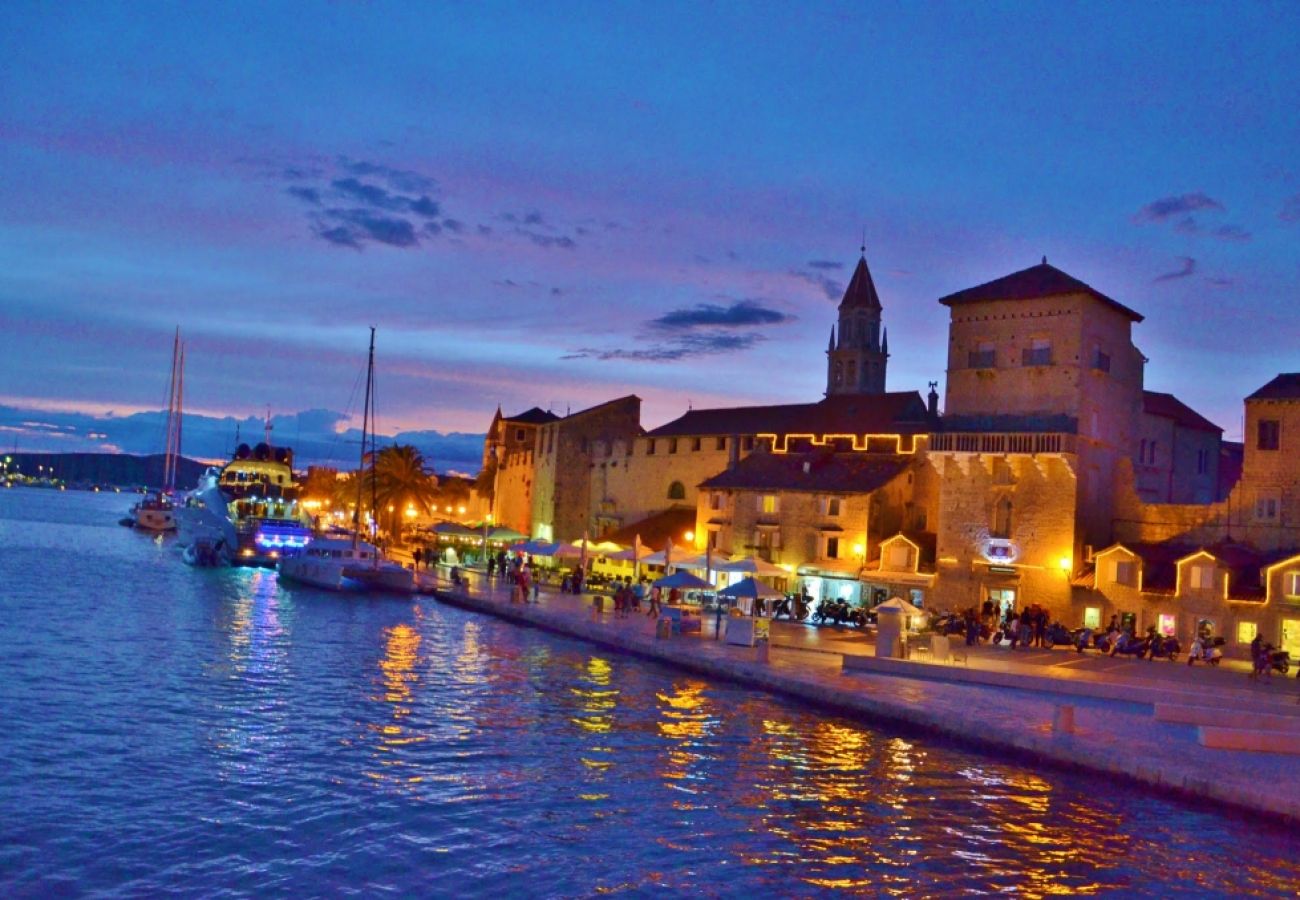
top-left (5, 453), bottom-right (211, 488)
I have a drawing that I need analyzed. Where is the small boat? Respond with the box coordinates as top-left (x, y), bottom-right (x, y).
top-left (127, 329), bottom-right (184, 532)
top-left (278, 536), bottom-right (413, 593)
top-left (279, 327), bottom-right (413, 593)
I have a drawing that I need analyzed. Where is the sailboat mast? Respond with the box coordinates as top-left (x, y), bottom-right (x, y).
top-left (174, 343), bottom-right (184, 492)
top-left (354, 327), bottom-right (375, 548)
top-left (163, 327), bottom-right (180, 491)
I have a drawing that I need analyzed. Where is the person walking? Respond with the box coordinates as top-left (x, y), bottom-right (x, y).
top-left (647, 585), bottom-right (662, 618)
top-left (413, 547), bottom-right (423, 572)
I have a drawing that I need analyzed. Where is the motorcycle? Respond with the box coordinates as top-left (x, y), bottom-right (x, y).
top-left (1187, 635), bottom-right (1224, 666)
top-left (1269, 648), bottom-right (1291, 675)
top-left (1073, 627), bottom-right (1094, 653)
top-left (1045, 622), bottom-right (1074, 646)
top-left (1109, 632), bottom-right (1150, 657)
top-left (1146, 632), bottom-right (1180, 661)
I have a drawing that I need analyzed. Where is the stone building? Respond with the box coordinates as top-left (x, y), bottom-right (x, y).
top-left (483, 405), bottom-right (559, 534)
top-left (530, 396), bottom-right (642, 543)
top-left (826, 252), bottom-right (889, 396)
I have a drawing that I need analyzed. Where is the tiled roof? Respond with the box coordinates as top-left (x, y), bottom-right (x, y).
top-left (646, 392), bottom-right (929, 438)
top-left (505, 406), bottom-right (561, 425)
top-left (1142, 391), bottom-right (1222, 433)
top-left (1116, 542), bottom-right (1272, 600)
top-left (603, 506), bottom-right (695, 548)
top-left (938, 262), bottom-right (1144, 322)
top-left (839, 255), bottom-right (882, 309)
top-left (699, 451), bottom-right (911, 493)
top-left (1247, 373), bottom-right (1300, 401)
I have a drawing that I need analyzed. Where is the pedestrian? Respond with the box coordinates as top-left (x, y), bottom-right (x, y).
top-left (532, 577), bottom-right (541, 604)
top-left (413, 547), bottom-right (423, 571)
top-left (486, 555), bottom-right (495, 579)
top-left (1007, 613), bottom-right (1020, 649)
top-left (668, 586), bottom-right (681, 607)
top-left (633, 578), bottom-right (646, 613)
top-left (647, 585), bottom-right (662, 617)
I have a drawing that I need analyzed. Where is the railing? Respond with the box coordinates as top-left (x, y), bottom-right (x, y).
top-left (929, 432), bottom-right (1077, 455)
top-left (967, 350), bottom-right (996, 369)
top-left (1022, 348), bottom-right (1053, 366)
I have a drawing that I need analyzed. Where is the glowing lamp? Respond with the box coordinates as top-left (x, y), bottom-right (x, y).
top-left (1058, 556), bottom-right (1073, 573)
top-left (684, 530), bottom-right (694, 542)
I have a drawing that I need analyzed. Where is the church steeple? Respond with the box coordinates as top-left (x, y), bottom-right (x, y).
top-left (826, 247), bottom-right (888, 396)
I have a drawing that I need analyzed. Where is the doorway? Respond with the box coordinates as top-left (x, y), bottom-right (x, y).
top-left (987, 588), bottom-right (1017, 621)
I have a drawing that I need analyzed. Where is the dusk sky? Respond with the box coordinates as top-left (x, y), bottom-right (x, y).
top-left (2, 2), bottom-right (1297, 464)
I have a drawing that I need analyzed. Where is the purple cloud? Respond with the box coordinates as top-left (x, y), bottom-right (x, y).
top-left (1134, 192), bottom-right (1225, 223)
top-left (1153, 256), bottom-right (1196, 282)
top-left (651, 300), bottom-right (792, 330)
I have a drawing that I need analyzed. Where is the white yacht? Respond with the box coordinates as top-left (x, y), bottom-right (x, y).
top-left (278, 536), bottom-right (414, 593)
top-left (175, 437), bottom-right (312, 567)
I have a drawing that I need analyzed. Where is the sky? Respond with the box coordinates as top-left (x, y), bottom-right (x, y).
top-left (1, 1), bottom-right (1297, 467)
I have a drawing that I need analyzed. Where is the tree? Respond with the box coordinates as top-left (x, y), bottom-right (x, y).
top-left (368, 444), bottom-right (438, 541)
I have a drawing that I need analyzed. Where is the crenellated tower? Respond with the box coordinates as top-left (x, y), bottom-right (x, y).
top-left (826, 249), bottom-right (888, 395)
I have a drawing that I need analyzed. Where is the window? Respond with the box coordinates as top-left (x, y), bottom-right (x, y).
top-left (667, 481), bottom-right (686, 501)
top-left (1196, 448), bottom-right (1208, 475)
top-left (1093, 348), bottom-right (1111, 372)
top-left (1083, 607), bottom-right (1101, 630)
top-left (1286, 572), bottom-right (1300, 598)
top-left (833, 361), bottom-right (843, 387)
top-left (1139, 439), bottom-right (1147, 464)
top-left (1256, 494), bottom-right (1279, 521)
top-left (716, 437), bottom-right (726, 451)
top-left (743, 436), bottom-right (755, 451)
top-left (1112, 559), bottom-right (1136, 586)
top-left (1188, 564), bottom-right (1215, 590)
top-left (1258, 419), bottom-right (1280, 451)
top-left (668, 438), bottom-right (678, 454)
top-left (991, 495), bottom-right (1013, 539)
top-left (1022, 338), bottom-right (1053, 366)
top-left (514, 428), bottom-right (525, 442)
top-left (968, 342), bottom-right (995, 369)
top-left (1237, 621), bottom-right (1258, 644)
top-left (825, 497), bottom-right (842, 517)
top-left (825, 536), bottom-right (840, 559)
top-left (1147, 441), bottom-right (1157, 465)
top-left (1157, 614), bottom-right (1177, 637)
top-left (846, 360), bottom-right (857, 386)
top-left (758, 495), bottom-right (779, 515)
top-left (707, 529), bottom-right (718, 550)
top-left (646, 439), bottom-right (656, 456)
top-left (692, 437), bottom-right (701, 451)
top-left (709, 492), bottom-right (723, 511)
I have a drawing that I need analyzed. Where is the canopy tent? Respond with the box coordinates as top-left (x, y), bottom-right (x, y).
top-left (639, 545), bottom-right (694, 566)
top-left (569, 538), bottom-right (624, 553)
top-left (488, 526), bottom-right (528, 542)
top-left (606, 544), bottom-right (655, 562)
top-left (429, 521), bottom-right (477, 537)
top-left (717, 576), bottom-right (784, 600)
top-left (509, 538), bottom-right (558, 555)
top-left (652, 570), bottom-right (713, 590)
top-left (714, 555), bottom-right (788, 578)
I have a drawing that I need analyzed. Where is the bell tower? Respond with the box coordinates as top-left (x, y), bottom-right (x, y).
top-left (826, 248), bottom-right (888, 395)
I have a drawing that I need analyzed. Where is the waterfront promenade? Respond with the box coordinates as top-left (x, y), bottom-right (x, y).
top-left (421, 571), bottom-right (1300, 823)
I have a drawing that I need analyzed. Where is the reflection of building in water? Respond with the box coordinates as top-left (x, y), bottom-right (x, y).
top-left (570, 656), bottom-right (619, 793)
top-left (209, 567), bottom-right (287, 783)
top-left (655, 680), bottom-right (720, 804)
top-left (364, 620), bottom-right (428, 791)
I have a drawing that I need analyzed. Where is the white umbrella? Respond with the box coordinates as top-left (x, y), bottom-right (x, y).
top-left (715, 555), bottom-right (788, 577)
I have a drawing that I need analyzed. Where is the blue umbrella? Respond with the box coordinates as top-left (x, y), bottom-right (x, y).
top-left (652, 570), bottom-right (713, 590)
top-left (717, 576), bottom-right (783, 600)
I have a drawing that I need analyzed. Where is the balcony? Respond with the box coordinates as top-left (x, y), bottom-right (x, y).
top-left (967, 350), bottom-right (996, 369)
top-left (929, 432), bottom-right (1077, 455)
top-left (1022, 347), bottom-right (1053, 366)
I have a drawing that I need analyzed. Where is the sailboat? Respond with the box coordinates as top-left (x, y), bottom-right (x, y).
top-left (278, 328), bottom-right (414, 593)
top-left (127, 329), bottom-right (183, 531)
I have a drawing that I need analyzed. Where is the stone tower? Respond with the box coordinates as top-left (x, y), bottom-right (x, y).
top-left (826, 251), bottom-right (888, 395)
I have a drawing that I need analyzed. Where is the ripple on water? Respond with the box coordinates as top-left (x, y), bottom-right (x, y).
top-left (2, 490), bottom-right (1300, 896)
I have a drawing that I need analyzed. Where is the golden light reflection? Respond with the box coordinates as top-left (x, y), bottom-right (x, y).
top-left (572, 655), bottom-right (620, 777)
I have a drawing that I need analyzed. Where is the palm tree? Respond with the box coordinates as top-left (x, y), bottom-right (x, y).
top-left (369, 444), bottom-right (438, 541)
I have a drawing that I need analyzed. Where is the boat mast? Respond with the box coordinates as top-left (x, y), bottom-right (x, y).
top-left (162, 327), bottom-right (180, 492)
top-left (175, 342), bottom-right (184, 491)
top-left (354, 327), bottom-right (375, 550)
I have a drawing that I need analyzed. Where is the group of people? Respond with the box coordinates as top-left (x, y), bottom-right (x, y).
top-left (411, 546), bottom-right (438, 571)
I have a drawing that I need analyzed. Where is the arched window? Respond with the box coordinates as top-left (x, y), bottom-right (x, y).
top-left (992, 495), bottom-right (1013, 539)
top-left (846, 360), bottom-right (857, 386)
top-left (667, 481), bottom-right (686, 501)
top-left (833, 361), bottom-right (843, 386)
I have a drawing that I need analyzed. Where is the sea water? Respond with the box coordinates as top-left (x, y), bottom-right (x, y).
top-left (2, 488), bottom-right (1298, 897)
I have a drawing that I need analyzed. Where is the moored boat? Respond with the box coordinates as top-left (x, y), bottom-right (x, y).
top-left (278, 536), bottom-right (413, 592)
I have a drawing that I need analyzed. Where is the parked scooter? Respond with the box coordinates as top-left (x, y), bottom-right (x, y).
top-left (1073, 627), bottom-right (1094, 653)
top-left (1045, 622), bottom-right (1074, 646)
top-left (1145, 630), bottom-right (1181, 662)
top-left (1187, 634), bottom-right (1224, 666)
top-left (1269, 647), bottom-right (1291, 675)
top-left (1109, 632), bottom-right (1150, 657)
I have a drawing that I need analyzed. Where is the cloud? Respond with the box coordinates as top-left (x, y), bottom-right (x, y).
top-left (1134, 192), bottom-right (1225, 223)
top-left (336, 156), bottom-right (436, 194)
top-left (1153, 256), bottom-right (1196, 282)
top-left (564, 331), bottom-right (764, 362)
top-left (806, 259), bottom-right (843, 270)
top-left (287, 186), bottom-right (321, 204)
top-left (315, 208), bottom-right (419, 248)
top-left (1281, 194), bottom-right (1300, 223)
top-left (518, 229), bottom-right (576, 249)
top-left (791, 269), bottom-right (842, 301)
top-left (651, 300), bottom-right (792, 330)
top-left (1205, 276), bottom-right (1234, 287)
top-left (1210, 224), bottom-right (1251, 242)
top-left (442, 218), bottom-right (465, 233)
